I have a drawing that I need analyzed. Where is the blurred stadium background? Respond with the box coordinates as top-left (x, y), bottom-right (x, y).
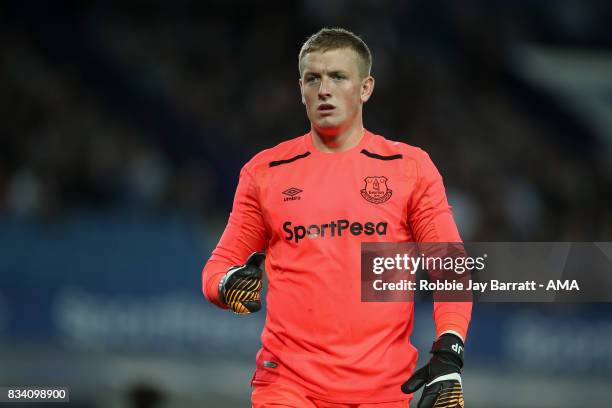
top-left (1, 0), bottom-right (612, 407)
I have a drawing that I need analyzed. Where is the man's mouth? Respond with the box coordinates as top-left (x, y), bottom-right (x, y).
top-left (318, 104), bottom-right (336, 113)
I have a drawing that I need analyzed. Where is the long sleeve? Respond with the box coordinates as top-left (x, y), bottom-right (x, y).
top-left (201, 164), bottom-right (268, 308)
top-left (408, 149), bottom-right (472, 340)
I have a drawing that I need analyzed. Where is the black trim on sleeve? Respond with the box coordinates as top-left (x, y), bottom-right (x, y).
top-left (360, 149), bottom-right (403, 161)
top-left (269, 152), bottom-right (311, 167)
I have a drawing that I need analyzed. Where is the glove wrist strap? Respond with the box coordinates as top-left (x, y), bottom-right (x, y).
top-left (431, 333), bottom-right (465, 368)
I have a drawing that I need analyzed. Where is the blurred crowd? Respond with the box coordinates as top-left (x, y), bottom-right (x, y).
top-left (1, 0), bottom-right (611, 240)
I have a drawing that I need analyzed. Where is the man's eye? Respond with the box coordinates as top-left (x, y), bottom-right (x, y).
top-left (306, 76), bottom-right (319, 83)
top-left (333, 74), bottom-right (345, 80)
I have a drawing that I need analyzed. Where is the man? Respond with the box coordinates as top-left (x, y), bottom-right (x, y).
top-left (202, 28), bottom-right (471, 407)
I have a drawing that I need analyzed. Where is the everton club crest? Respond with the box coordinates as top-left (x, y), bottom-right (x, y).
top-left (361, 176), bottom-right (392, 204)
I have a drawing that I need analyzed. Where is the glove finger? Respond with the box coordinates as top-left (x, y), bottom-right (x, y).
top-left (401, 364), bottom-right (429, 394)
top-left (234, 264), bottom-right (263, 280)
top-left (241, 300), bottom-right (261, 313)
top-left (228, 299), bottom-right (261, 315)
top-left (434, 382), bottom-right (463, 408)
top-left (226, 283), bottom-right (247, 304)
top-left (417, 388), bottom-right (439, 408)
top-left (227, 286), bottom-right (261, 307)
top-left (227, 299), bottom-right (248, 314)
top-left (231, 276), bottom-right (259, 292)
top-left (228, 277), bottom-right (261, 296)
top-left (418, 381), bottom-right (463, 408)
top-left (245, 252), bottom-right (265, 269)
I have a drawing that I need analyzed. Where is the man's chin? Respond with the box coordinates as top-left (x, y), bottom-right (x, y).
top-left (313, 120), bottom-right (343, 134)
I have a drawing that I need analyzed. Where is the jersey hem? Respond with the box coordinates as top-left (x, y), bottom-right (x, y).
top-left (251, 378), bottom-right (411, 405)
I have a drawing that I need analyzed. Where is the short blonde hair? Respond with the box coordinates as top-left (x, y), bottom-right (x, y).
top-left (298, 27), bottom-right (372, 78)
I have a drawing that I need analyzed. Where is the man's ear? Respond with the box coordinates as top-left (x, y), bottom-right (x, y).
top-left (361, 76), bottom-right (375, 103)
top-left (299, 78), bottom-right (305, 105)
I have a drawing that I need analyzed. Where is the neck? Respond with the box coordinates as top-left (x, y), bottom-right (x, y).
top-left (311, 120), bottom-right (364, 153)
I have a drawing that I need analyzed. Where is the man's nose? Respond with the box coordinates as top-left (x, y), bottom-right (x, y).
top-left (318, 77), bottom-right (331, 98)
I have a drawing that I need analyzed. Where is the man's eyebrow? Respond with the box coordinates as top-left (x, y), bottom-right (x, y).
top-left (304, 70), bottom-right (348, 77)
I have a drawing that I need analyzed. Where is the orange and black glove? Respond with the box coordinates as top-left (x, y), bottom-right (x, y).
top-left (218, 252), bottom-right (265, 315)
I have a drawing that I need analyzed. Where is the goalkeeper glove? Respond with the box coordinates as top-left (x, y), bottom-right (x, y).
top-left (218, 252), bottom-right (265, 315)
top-left (401, 333), bottom-right (465, 408)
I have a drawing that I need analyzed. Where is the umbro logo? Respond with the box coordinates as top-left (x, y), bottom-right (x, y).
top-left (282, 187), bottom-right (302, 201)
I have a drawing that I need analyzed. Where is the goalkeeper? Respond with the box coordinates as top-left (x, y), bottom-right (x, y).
top-left (202, 27), bottom-right (471, 407)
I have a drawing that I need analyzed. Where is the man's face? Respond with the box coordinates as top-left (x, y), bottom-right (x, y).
top-left (299, 48), bottom-right (374, 136)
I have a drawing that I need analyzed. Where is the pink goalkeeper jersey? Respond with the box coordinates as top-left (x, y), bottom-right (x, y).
top-left (202, 129), bottom-right (471, 403)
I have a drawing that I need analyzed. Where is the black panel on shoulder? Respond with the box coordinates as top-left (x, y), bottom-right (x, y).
top-left (269, 152), bottom-right (311, 167)
top-left (360, 149), bottom-right (402, 161)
